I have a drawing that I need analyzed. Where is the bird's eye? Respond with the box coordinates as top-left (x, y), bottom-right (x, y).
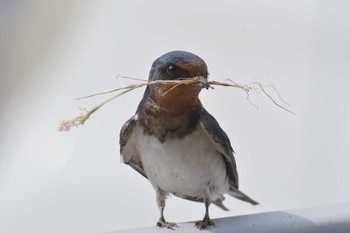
top-left (166, 65), bottom-right (178, 75)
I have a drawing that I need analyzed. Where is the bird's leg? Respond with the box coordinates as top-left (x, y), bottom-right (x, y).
top-left (195, 200), bottom-right (215, 230)
top-left (155, 188), bottom-right (177, 229)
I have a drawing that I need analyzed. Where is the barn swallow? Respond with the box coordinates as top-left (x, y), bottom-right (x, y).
top-left (119, 51), bottom-right (258, 229)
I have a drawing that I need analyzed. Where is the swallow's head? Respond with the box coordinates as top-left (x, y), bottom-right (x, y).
top-left (144, 51), bottom-right (208, 113)
top-left (148, 50), bottom-right (208, 82)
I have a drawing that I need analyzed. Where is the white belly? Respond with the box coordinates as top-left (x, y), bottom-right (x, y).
top-left (134, 125), bottom-right (229, 201)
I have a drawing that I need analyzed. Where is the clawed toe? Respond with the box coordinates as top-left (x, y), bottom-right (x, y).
top-left (157, 219), bottom-right (178, 229)
top-left (195, 217), bottom-right (215, 230)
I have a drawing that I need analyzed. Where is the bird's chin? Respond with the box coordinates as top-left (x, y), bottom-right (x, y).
top-left (190, 76), bottom-right (209, 89)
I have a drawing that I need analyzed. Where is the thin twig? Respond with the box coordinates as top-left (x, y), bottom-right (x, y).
top-left (116, 75), bottom-right (148, 82)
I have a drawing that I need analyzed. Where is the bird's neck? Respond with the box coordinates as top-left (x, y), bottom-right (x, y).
top-left (136, 93), bottom-right (202, 143)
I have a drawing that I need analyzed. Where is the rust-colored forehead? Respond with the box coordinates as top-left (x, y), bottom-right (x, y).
top-left (176, 61), bottom-right (207, 77)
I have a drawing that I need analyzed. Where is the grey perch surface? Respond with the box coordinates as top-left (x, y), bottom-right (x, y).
top-left (109, 203), bottom-right (350, 233)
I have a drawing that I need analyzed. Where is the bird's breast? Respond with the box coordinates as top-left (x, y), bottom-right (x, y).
top-left (134, 124), bottom-right (229, 200)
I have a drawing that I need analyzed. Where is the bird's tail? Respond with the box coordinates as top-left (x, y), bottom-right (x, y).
top-left (228, 188), bottom-right (259, 205)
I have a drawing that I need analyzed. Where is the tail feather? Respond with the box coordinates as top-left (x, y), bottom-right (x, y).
top-left (228, 189), bottom-right (259, 205)
top-left (213, 197), bottom-right (229, 211)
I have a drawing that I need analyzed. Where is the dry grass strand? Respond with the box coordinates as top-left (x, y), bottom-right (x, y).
top-left (58, 76), bottom-right (294, 131)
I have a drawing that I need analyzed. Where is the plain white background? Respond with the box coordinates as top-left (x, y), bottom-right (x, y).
top-left (1, 1), bottom-right (350, 232)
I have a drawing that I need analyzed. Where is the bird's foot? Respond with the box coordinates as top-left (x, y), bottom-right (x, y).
top-left (157, 218), bottom-right (178, 229)
top-left (195, 217), bottom-right (215, 230)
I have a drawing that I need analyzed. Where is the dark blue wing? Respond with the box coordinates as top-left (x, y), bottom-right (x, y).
top-left (200, 105), bottom-right (258, 205)
top-left (199, 106), bottom-right (239, 189)
top-left (119, 114), bottom-right (147, 179)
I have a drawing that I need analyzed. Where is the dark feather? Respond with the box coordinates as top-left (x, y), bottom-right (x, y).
top-left (199, 106), bottom-right (239, 189)
top-left (120, 115), bottom-right (148, 179)
top-left (199, 106), bottom-right (258, 205)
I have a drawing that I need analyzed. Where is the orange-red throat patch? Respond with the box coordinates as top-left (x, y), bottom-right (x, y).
top-left (154, 82), bottom-right (201, 116)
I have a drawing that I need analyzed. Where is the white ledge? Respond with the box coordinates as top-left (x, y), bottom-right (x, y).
top-left (110, 203), bottom-right (350, 233)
